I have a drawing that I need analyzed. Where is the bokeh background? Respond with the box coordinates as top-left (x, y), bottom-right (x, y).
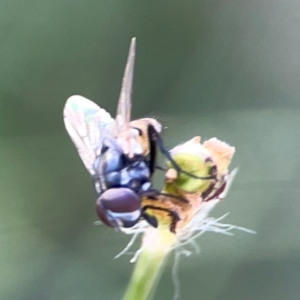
top-left (1, 1), bottom-right (300, 299)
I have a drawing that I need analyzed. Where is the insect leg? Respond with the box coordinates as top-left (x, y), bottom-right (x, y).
top-left (148, 125), bottom-right (157, 175)
top-left (140, 189), bottom-right (189, 204)
top-left (131, 124), bottom-right (157, 175)
top-left (147, 124), bottom-right (216, 180)
top-left (142, 205), bottom-right (181, 233)
top-left (142, 212), bottom-right (158, 228)
top-left (155, 165), bottom-right (166, 171)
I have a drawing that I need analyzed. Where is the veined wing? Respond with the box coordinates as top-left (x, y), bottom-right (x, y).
top-left (63, 95), bottom-right (115, 175)
top-left (115, 37), bottom-right (136, 133)
top-left (114, 38), bottom-right (137, 157)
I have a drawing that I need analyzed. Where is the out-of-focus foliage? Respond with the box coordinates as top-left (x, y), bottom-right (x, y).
top-left (1, 1), bottom-right (300, 299)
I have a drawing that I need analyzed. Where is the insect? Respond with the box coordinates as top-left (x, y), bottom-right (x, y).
top-left (63, 38), bottom-right (215, 230)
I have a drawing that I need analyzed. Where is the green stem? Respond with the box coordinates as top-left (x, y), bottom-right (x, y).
top-left (122, 228), bottom-right (176, 300)
top-left (122, 247), bottom-right (167, 300)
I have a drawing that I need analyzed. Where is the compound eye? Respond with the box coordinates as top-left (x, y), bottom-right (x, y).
top-left (95, 188), bottom-right (141, 228)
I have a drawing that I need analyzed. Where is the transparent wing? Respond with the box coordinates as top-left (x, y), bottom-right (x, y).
top-left (63, 95), bottom-right (115, 175)
top-left (115, 37), bottom-right (136, 133)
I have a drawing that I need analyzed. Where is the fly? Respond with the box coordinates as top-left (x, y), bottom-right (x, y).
top-left (63, 38), bottom-right (215, 230)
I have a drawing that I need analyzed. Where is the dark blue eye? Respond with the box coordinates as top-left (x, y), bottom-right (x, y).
top-left (95, 188), bottom-right (141, 228)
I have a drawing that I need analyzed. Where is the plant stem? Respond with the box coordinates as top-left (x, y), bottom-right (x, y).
top-left (123, 227), bottom-right (176, 300)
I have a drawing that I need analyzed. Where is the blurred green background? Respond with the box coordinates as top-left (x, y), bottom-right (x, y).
top-left (1, 1), bottom-right (300, 299)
